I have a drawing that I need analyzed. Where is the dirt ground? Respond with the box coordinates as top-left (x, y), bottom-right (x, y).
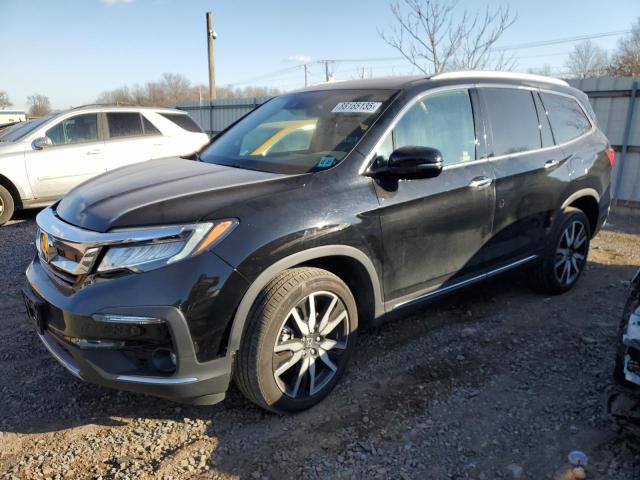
top-left (1, 209), bottom-right (639, 480)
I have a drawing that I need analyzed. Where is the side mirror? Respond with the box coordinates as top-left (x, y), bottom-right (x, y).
top-left (32, 137), bottom-right (53, 150)
top-left (368, 146), bottom-right (443, 180)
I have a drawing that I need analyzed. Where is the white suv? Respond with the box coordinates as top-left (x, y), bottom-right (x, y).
top-left (0, 105), bottom-right (209, 224)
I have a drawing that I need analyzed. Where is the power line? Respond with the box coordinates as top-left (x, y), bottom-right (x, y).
top-left (228, 29), bottom-right (631, 86)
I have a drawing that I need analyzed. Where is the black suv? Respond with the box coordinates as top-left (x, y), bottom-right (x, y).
top-left (24, 72), bottom-right (613, 413)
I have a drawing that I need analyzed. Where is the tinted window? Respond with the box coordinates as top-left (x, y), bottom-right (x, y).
top-left (45, 114), bottom-right (98, 145)
top-left (540, 93), bottom-right (591, 144)
top-left (391, 89), bottom-right (476, 166)
top-left (159, 113), bottom-right (203, 133)
top-left (107, 112), bottom-right (143, 138)
top-left (483, 88), bottom-right (540, 156)
top-left (533, 92), bottom-right (555, 147)
top-left (142, 115), bottom-right (162, 136)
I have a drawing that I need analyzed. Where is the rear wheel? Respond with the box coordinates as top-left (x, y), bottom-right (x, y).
top-left (0, 185), bottom-right (15, 226)
top-left (530, 208), bottom-right (590, 294)
top-left (234, 267), bottom-right (357, 413)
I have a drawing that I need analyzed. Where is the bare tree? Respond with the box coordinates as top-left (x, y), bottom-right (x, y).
top-left (564, 40), bottom-right (609, 78)
top-left (96, 73), bottom-right (281, 106)
top-left (607, 18), bottom-right (640, 76)
top-left (26, 94), bottom-right (51, 116)
top-left (379, 0), bottom-right (517, 74)
top-left (0, 91), bottom-right (12, 109)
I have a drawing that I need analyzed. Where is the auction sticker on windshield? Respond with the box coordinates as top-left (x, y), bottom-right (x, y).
top-left (331, 102), bottom-right (382, 114)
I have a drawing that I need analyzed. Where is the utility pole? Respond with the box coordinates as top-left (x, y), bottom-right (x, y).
top-left (303, 63), bottom-right (308, 88)
top-left (206, 12), bottom-right (217, 100)
top-left (324, 60), bottom-right (330, 82)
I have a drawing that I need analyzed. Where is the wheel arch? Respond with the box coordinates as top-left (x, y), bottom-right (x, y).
top-left (0, 174), bottom-right (23, 209)
top-left (227, 245), bottom-right (384, 354)
top-left (560, 188), bottom-right (600, 237)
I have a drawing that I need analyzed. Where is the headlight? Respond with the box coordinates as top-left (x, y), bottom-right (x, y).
top-left (97, 219), bottom-right (237, 273)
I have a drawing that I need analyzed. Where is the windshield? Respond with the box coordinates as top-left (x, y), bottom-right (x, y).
top-left (0, 114), bottom-right (56, 143)
top-left (200, 89), bottom-right (395, 174)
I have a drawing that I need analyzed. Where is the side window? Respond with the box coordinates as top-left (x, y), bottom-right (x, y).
top-left (45, 114), bottom-right (98, 146)
top-left (483, 88), bottom-right (541, 156)
top-left (159, 113), bottom-right (204, 133)
top-left (107, 112), bottom-right (143, 138)
top-left (392, 89), bottom-right (476, 166)
top-left (142, 115), bottom-right (162, 136)
top-left (540, 93), bottom-right (592, 144)
top-left (533, 92), bottom-right (555, 148)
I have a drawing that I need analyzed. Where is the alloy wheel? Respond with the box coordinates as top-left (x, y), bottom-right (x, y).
top-left (272, 291), bottom-right (349, 399)
top-left (554, 220), bottom-right (588, 286)
top-left (0, 197), bottom-right (4, 216)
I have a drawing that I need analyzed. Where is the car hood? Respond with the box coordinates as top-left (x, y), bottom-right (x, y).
top-left (56, 157), bottom-right (303, 232)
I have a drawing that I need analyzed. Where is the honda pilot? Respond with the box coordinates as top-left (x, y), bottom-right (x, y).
top-left (23, 72), bottom-right (613, 413)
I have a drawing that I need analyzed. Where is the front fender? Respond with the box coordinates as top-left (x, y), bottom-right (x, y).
top-left (226, 245), bottom-right (384, 355)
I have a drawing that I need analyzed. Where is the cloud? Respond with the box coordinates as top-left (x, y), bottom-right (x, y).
top-left (100, 0), bottom-right (134, 6)
top-left (286, 55), bottom-right (311, 63)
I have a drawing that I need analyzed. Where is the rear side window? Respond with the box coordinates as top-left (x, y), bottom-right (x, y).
top-left (142, 115), bottom-right (162, 136)
top-left (159, 113), bottom-right (203, 133)
top-left (107, 112), bottom-right (143, 138)
top-left (482, 88), bottom-right (541, 157)
top-left (391, 89), bottom-right (476, 166)
top-left (540, 93), bottom-right (592, 144)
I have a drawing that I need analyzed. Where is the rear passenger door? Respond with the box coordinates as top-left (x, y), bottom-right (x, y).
top-left (102, 112), bottom-right (160, 170)
top-left (479, 87), bottom-right (570, 264)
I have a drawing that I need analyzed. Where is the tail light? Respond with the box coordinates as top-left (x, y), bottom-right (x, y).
top-left (605, 147), bottom-right (615, 167)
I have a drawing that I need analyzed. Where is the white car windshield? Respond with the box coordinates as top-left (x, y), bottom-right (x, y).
top-left (0, 114), bottom-right (56, 143)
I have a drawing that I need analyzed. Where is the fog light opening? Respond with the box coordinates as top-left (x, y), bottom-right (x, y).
top-left (151, 348), bottom-right (177, 373)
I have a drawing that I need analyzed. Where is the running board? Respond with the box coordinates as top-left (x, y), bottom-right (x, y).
top-left (392, 254), bottom-right (539, 310)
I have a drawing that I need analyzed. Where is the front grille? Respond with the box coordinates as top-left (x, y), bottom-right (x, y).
top-left (37, 227), bottom-right (101, 288)
top-left (41, 258), bottom-right (80, 287)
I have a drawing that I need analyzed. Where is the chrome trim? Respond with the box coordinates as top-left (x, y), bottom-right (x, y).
top-left (36, 207), bottom-right (192, 246)
top-left (38, 333), bottom-right (83, 380)
top-left (92, 314), bottom-right (165, 325)
top-left (115, 375), bottom-right (199, 385)
top-left (393, 255), bottom-right (539, 309)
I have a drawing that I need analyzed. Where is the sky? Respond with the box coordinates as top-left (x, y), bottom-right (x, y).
top-left (0, 0), bottom-right (638, 110)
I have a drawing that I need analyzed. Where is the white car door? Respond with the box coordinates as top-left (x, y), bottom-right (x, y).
top-left (24, 112), bottom-right (106, 199)
top-left (102, 112), bottom-right (154, 170)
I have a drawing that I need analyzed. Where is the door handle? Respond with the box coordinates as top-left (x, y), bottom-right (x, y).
top-left (468, 176), bottom-right (492, 189)
top-left (86, 149), bottom-right (101, 155)
top-left (544, 159), bottom-right (560, 169)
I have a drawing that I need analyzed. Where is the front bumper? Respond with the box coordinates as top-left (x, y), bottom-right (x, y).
top-left (23, 253), bottom-right (244, 405)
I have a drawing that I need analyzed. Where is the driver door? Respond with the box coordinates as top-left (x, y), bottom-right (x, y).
top-left (372, 88), bottom-right (495, 305)
top-left (25, 113), bottom-right (106, 199)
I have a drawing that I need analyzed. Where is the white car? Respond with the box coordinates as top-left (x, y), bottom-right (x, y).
top-left (0, 105), bottom-right (209, 224)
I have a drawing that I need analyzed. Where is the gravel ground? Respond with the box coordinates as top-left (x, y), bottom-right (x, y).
top-left (1, 209), bottom-right (640, 480)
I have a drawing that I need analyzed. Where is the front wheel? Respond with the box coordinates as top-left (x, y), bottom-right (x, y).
top-left (234, 267), bottom-right (357, 413)
top-left (0, 185), bottom-right (15, 226)
top-left (530, 207), bottom-right (591, 294)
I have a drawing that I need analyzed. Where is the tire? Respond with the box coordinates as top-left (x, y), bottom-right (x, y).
top-left (234, 267), bottom-right (358, 413)
top-left (529, 207), bottom-right (591, 295)
top-left (0, 185), bottom-right (15, 226)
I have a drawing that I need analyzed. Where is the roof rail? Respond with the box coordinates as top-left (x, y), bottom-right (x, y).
top-left (431, 70), bottom-right (569, 87)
